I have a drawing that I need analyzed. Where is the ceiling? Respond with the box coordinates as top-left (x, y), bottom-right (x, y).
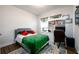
top-left (15, 5), bottom-right (71, 16)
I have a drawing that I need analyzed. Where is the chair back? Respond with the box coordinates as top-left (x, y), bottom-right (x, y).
top-left (54, 30), bottom-right (65, 42)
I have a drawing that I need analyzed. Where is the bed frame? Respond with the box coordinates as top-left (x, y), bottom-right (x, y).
top-left (14, 28), bottom-right (49, 54)
top-left (15, 28), bottom-right (32, 39)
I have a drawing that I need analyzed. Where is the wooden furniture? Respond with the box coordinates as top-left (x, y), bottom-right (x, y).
top-left (66, 37), bottom-right (75, 48)
top-left (54, 30), bottom-right (65, 48)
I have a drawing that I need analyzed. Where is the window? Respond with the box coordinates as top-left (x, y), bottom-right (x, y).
top-left (40, 17), bottom-right (48, 32)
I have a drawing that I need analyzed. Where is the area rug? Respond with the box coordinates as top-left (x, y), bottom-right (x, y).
top-left (8, 44), bottom-right (67, 54)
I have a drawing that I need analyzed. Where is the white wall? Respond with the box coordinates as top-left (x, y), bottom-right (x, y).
top-left (0, 6), bottom-right (38, 48)
top-left (74, 6), bottom-right (79, 53)
top-left (75, 25), bottom-right (79, 53)
top-left (39, 6), bottom-right (74, 37)
top-left (39, 6), bottom-right (73, 18)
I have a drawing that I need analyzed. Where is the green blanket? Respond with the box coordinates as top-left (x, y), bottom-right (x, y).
top-left (22, 34), bottom-right (49, 53)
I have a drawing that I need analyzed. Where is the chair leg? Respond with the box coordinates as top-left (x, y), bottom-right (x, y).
top-left (64, 38), bottom-right (67, 48)
top-left (58, 42), bottom-right (61, 48)
top-left (54, 42), bottom-right (55, 45)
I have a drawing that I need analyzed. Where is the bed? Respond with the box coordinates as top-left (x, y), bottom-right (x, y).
top-left (15, 28), bottom-right (49, 54)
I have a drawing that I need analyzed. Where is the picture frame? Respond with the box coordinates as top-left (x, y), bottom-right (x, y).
top-left (62, 15), bottom-right (70, 20)
top-left (65, 18), bottom-right (72, 23)
top-left (75, 13), bottom-right (79, 25)
top-left (62, 15), bottom-right (72, 23)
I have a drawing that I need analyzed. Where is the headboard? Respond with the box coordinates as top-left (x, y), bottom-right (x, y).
top-left (15, 28), bottom-right (32, 38)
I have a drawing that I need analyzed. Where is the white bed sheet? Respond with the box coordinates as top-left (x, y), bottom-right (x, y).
top-left (15, 33), bottom-right (37, 43)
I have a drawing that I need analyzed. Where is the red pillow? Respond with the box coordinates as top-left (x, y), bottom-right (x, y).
top-left (31, 31), bottom-right (35, 34)
top-left (27, 31), bottom-right (35, 34)
top-left (21, 31), bottom-right (28, 36)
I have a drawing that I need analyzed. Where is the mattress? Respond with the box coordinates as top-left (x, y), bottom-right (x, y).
top-left (15, 34), bottom-right (37, 43)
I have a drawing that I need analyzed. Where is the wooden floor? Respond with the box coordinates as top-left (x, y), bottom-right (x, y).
top-left (0, 43), bottom-right (21, 54)
top-left (0, 43), bottom-right (77, 54)
top-left (66, 47), bottom-right (77, 54)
